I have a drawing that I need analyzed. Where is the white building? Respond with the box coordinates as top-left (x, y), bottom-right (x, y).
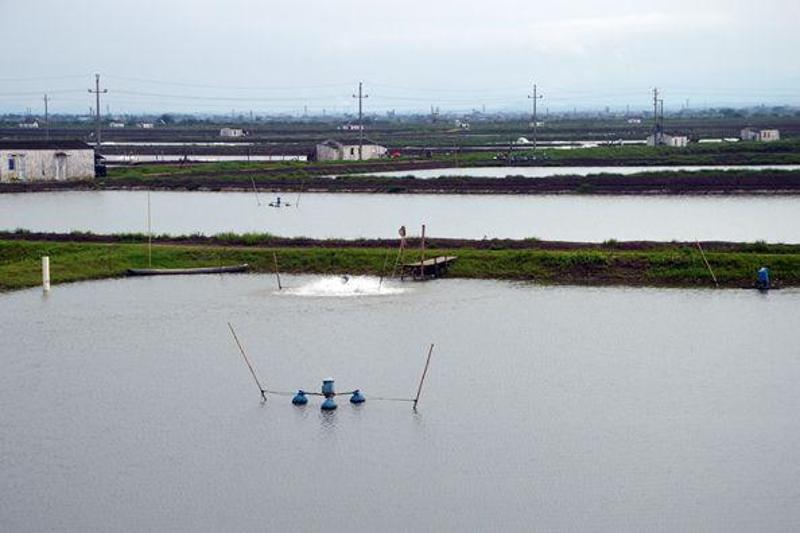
top-left (647, 132), bottom-right (689, 147)
top-left (137, 123), bottom-right (154, 129)
top-left (0, 140), bottom-right (95, 182)
top-left (220, 127), bottom-right (245, 137)
top-left (741, 128), bottom-right (780, 142)
top-left (314, 139), bottom-right (387, 161)
top-left (109, 121), bottom-right (126, 128)
top-left (18, 121), bottom-right (39, 129)
top-left (627, 118), bottom-right (643, 124)
top-left (338, 123), bottom-right (364, 131)
top-left (455, 120), bottom-right (471, 130)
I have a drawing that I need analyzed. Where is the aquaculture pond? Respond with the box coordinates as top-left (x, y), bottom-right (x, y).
top-left (1, 275), bottom-right (799, 531)
top-left (356, 164), bottom-right (800, 179)
top-left (2, 190), bottom-right (800, 242)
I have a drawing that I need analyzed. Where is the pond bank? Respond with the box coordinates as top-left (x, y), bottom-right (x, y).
top-left (2, 236), bottom-right (798, 292)
top-left (4, 169), bottom-right (800, 195)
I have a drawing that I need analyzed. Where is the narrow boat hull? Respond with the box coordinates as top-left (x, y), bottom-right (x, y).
top-left (126, 264), bottom-right (249, 276)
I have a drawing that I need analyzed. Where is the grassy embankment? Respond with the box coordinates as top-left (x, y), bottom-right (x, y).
top-left (2, 236), bottom-right (798, 292)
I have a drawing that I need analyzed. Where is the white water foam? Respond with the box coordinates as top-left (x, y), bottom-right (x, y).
top-left (283, 276), bottom-right (407, 297)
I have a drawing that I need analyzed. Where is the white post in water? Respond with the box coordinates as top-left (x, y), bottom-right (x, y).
top-left (42, 256), bottom-right (50, 292)
top-left (147, 190), bottom-right (153, 268)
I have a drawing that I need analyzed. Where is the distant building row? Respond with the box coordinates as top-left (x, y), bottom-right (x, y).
top-left (647, 127), bottom-right (781, 147)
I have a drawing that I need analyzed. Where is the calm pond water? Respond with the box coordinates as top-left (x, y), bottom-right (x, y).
top-left (1, 190), bottom-right (800, 242)
top-left (1, 276), bottom-right (799, 531)
top-left (360, 165), bottom-right (800, 179)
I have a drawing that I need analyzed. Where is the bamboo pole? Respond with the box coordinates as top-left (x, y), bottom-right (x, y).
top-left (419, 224), bottom-right (426, 280)
top-left (272, 251), bottom-right (282, 290)
top-left (227, 322), bottom-right (267, 401)
top-left (378, 247), bottom-right (391, 289)
top-left (250, 176), bottom-right (262, 206)
top-left (413, 343), bottom-right (435, 411)
top-left (696, 240), bottom-right (719, 287)
top-left (295, 178), bottom-right (303, 208)
top-left (391, 238), bottom-right (406, 280)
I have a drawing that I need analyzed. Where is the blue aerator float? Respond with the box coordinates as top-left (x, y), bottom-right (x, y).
top-left (350, 390), bottom-right (366, 404)
top-left (291, 390), bottom-right (308, 405)
top-left (227, 322), bottom-right (436, 412)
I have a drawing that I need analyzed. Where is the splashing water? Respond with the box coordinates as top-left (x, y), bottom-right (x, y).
top-left (283, 276), bottom-right (407, 297)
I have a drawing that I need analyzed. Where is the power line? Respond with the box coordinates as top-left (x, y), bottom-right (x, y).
top-left (105, 74), bottom-right (352, 92)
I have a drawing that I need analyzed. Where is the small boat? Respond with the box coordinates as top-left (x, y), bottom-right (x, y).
top-left (126, 264), bottom-right (249, 276)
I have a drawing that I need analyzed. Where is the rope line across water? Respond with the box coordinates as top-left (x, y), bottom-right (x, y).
top-left (264, 389), bottom-right (414, 402)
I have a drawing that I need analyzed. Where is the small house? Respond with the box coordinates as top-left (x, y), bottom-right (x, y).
top-left (647, 132), bottom-right (689, 147)
top-left (137, 123), bottom-right (154, 129)
top-left (0, 140), bottom-right (95, 182)
top-left (741, 128), bottom-right (780, 142)
top-left (220, 127), bottom-right (245, 138)
top-left (314, 139), bottom-right (387, 161)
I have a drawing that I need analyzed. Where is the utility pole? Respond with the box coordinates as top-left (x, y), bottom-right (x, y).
top-left (528, 82), bottom-right (543, 151)
top-left (43, 94), bottom-right (49, 140)
top-left (88, 74), bottom-right (107, 147)
top-left (352, 81), bottom-right (368, 160)
top-left (652, 87), bottom-right (660, 140)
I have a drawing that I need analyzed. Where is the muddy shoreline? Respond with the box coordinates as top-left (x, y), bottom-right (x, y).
top-left (4, 231), bottom-right (798, 253)
top-left (3, 169), bottom-right (800, 195)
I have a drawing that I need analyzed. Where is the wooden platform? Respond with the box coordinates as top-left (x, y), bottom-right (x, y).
top-left (400, 256), bottom-right (457, 281)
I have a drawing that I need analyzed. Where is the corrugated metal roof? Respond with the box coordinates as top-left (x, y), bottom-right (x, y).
top-left (0, 140), bottom-right (93, 150)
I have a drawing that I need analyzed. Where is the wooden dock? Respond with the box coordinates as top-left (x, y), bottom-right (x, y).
top-left (400, 256), bottom-right (457, 281)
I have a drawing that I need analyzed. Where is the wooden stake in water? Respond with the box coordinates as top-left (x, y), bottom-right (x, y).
top-left (272, 251), bottom-right (282, 290)
top-left (418, 224), bottom-right (426, 279)
top-left (413, 343), bottom-right (435, 411)
top-left (250, 176), bottom-right (262, 206)
top-left (295, 178), bottom-right (303, 208)
top-left (378, 248), bottom-right (391, 289)
top-left (391, 226), bottom-right (407, 279)
top-left (42, 256), bottom-right (50, 292)
top-left (696, 240), bottom-right (719, 288)
top-left (147, 190), bottom-right (152, 268)
top-left (227, 322), bottom-right (267, 401)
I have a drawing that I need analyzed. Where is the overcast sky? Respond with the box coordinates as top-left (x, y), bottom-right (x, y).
top-left (2, 0), bottom-right (799, 114)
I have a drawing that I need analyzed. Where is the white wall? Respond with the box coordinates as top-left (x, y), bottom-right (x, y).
top-left (0, 149), bottom-right (95, 182)
top-left (315, 143), bottom-right (387, 161)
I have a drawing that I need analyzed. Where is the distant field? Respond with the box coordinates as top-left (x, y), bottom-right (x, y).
top-left (1, 115), bottom-right (798, 149)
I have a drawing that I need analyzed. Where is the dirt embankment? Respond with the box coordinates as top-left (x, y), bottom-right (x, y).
top-left (3, 231), bottom-right (797, 254)
top-left (3, 162), bottom-right (800, 195)
top-left (110, 171), bottom-right (800, 195)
